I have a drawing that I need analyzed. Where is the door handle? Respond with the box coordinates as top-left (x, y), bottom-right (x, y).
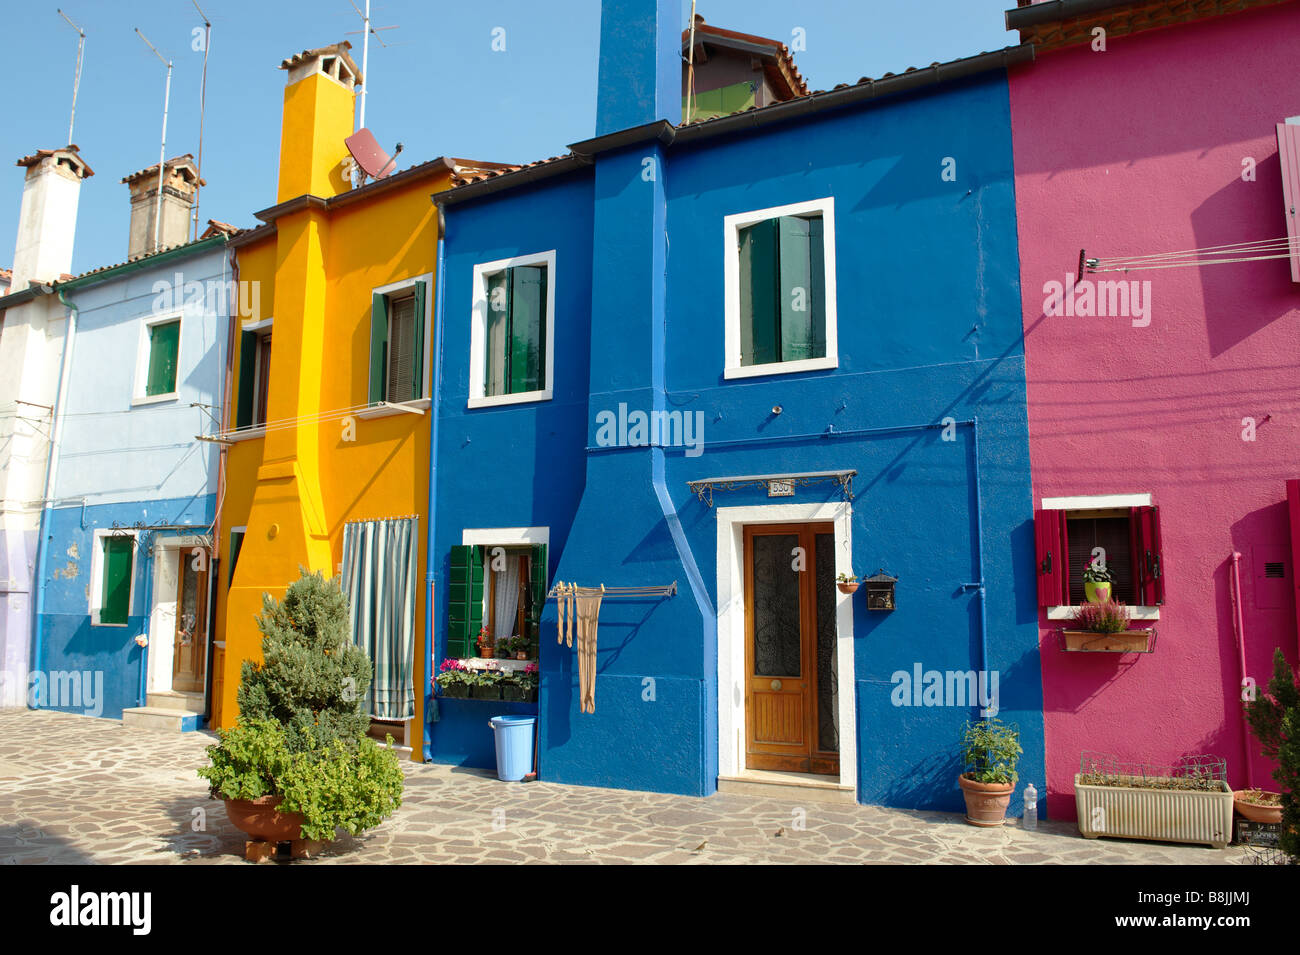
top-left (770, 679), bottom-right (782, 691)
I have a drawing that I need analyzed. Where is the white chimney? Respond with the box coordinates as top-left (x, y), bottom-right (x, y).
top-left (10, 145), bottom-right (93, 291)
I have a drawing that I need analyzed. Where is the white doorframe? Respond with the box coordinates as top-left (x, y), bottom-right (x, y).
top-left (147, 535), bottom-right (208, 694)
top-left (715, 502), bottom-right (856, 794)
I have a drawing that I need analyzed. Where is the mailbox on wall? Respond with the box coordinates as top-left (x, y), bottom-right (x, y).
top-left (864, 570), bottom-right (897, 611)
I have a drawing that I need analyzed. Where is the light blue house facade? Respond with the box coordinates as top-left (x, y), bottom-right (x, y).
top-left (427, 0), bottom-right (1044, 814)
top-left (31, 235), bottom-right (232, 723)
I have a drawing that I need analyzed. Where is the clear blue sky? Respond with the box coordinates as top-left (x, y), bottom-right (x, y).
top-left (1, 1), bottom-right (1017, 275)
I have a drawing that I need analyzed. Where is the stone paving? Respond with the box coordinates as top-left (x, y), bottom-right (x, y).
top-left (0, 709), bottom-right (1252, 865)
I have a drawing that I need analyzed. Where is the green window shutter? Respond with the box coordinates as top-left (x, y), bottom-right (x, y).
top-left (485, 270), bottom-right (511, 397)
top-left (236, 330), bottom-right (256, 428)
top-left (369, 292), bottom-right (388, 404)
top-left (446, 545), bottom-right (484, 659)
top-left (525, 543), bottom-right (548, 653)
top-left (411, 280), bottom-right (427, 400)
top-left (739, 219), bottom-right (779, 366)
top-left (145, 320), bottom-right (180, 396)
top-left (100, 537), bottom-right (134, 625)
top-left (778, 215), bottom-right (821, 361)
top-left (509, 265), bottom-right (546, 394)
top-left (807, 215), bottom-right (827, 359)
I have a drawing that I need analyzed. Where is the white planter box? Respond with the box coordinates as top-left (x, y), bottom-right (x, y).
top-left (1074, 774), bottom-right (1233, 849)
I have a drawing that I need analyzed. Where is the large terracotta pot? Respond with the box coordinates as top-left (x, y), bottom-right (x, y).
top-left (224, 795), bottom-right (304, 842)
top-left (1234, 791), bottom-right (1283, 824)
top-left (958, 774), bottom-right (1014, 827)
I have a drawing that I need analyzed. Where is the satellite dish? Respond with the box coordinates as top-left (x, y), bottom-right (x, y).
top-left (345, 128), bottom-right (403, 181)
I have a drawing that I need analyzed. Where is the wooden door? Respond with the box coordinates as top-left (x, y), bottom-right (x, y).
top-left (172, 554), bottom-right (208, 693)
top-left (744, 523), bottom-right (839, 776)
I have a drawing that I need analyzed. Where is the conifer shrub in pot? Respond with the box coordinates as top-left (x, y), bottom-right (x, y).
top-left (198, 570), bottom-right (404, 848)
top-left (1243, 648), bottom-right (1300, 860)
top-left (958, 718), bottom-right (1021, 827)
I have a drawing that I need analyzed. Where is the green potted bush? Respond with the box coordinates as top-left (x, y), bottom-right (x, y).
top-left (197, 570), bottom-right (404, 855)
top-left (1243, 648), bottom-right (1300, 860)
top-left (435, 659), bottom-right (472, 699)
top-left (506, 635), bottom-right (530, 660)
top-left (1082, 559), bottom-right (1114, 603)
top-left (957, 718), bottom-right (1021, 827)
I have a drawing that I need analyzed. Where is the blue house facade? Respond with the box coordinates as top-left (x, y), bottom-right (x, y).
top-left (428, 0), bottom-right (1044, 814)
top-left (31, 235), bottom-right (232, 723)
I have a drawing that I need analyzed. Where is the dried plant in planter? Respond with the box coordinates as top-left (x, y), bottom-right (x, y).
top-left (1077, 752), bottom-right (1228, 791)
top-left (1072, 599), bottom-right (1132, 633)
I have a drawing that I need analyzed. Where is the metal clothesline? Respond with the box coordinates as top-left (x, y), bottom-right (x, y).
top-left (547, 581), bottom-right (677, 600)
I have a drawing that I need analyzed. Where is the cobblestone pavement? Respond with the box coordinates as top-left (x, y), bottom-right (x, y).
top-left (0, 709), bottom-right (1251, 865)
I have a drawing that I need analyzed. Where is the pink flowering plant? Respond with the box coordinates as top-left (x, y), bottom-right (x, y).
top-left (1072, 599), bottom-right (1131, 633)
top-left (434, 658), bottom-right (473, 692)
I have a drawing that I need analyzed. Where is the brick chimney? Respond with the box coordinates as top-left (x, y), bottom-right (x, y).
top-left (10, 145), bottom-right (93, 291)
top-left (121, 155), bottom-right (202, 258)
top-left (276, 42), bottom-right (360, 202)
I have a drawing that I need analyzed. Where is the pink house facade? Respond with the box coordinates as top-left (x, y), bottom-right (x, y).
top-left (1006, 0), bottom-right (1300, 819)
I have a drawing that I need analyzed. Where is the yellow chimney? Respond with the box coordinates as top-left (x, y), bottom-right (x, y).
top-left (275, 42), bottom-right (360, 203)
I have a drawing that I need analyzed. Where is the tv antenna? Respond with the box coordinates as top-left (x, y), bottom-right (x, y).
top-left (135, 28), bottom-right (173, 255)
top-left (191, 1), bottom-right (211, 241)
top-left (345, 0), bottom-right (400, 131)
top-left (57, 9), bottom-right (85, 146)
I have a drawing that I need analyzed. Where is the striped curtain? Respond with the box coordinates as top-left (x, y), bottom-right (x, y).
top-left (342, 517), bottom-right (418, 720)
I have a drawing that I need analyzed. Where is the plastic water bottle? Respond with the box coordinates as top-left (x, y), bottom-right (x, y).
top-left (1023, 783), bottom-right (1038, 830)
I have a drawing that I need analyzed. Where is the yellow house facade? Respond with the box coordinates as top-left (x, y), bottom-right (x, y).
top-left (212, 42), bottom-right (511, 758)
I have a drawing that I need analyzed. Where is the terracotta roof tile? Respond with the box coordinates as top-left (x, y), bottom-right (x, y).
top-left (14, 144), bottom-right (94, 178)
top-left (120, 154), bottom-right (203, 187)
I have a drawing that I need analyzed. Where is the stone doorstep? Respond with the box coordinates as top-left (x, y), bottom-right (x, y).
top-left (716, 772), bottom-right (857, 805)
top-left (146, 691), bottom-right (205, 712)
top-left (121, 706), bottom-right (201, 733)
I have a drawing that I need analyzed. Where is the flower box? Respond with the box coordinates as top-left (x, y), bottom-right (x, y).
top-left (439, 683), bottom-right (470, 699)
top-left (1074, 774), bottom-right (1233, 848)
top-left (1061, 628), bottom-right (1155, 653)
top-left (470, 684), bottom-right (502, 701)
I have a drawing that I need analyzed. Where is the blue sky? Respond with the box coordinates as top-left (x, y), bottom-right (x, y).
top-left (1, 1), bottom-right (1018, 275)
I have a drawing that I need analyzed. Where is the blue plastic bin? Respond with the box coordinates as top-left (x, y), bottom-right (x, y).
top-left (489, 715), bottom-right (536, 782)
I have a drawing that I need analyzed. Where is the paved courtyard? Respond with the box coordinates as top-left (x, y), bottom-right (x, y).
top-left (0, 709), bottom-right (1253, 865)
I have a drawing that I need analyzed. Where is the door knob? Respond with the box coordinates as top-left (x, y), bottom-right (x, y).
top-left (770, 679), bottom-right (782, 691)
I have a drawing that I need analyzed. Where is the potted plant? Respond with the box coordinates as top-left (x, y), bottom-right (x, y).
top-left (1243, 648), bottom-right (1300, 859)
top-left (509, 635), bottom-right (530, 660)
top-left (500, 671), bottom-right (528, 702)
top-left (1062, 599), bottom-right (1153, 653)
top-left (476, 627), bottom-right (495, 658)
top-left (1082, 559), bottom-right (1113, 603)
top-left (1233, 789), bottom-right (1283, 825)
top-left (469, 669), bottom-right (503, 701)
top-left (435, 659), bottom-right (472, 699)
top-left (836, 573), bottom-right (859, 595)
top-left (1075, 753), bottom-right (1233, 848)
top-left (198, 570), bottom-right (404, 857)
top-left (957, 718), bottom-right (1020, 827)
top-left (520, 663), bottom-right (539, 703)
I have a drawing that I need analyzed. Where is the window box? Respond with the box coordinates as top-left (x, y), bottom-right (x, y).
top-left (468, 252), bottom-right (555, 408)
top-left (1075, 774), bottom-right (1232, 849)
top-left (439, 683), bottom-right (470, 699)
top-left (723, 198), bottom-right (838, 379)
top-left (469, 682), bottom-right (502, 701)
top-left (1060, 628), bottom-right (1156, 654)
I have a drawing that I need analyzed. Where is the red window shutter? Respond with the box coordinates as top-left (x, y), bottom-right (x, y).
top-left (1132, 505), bottom-right (1165, 606)
top-left (1277, 123), bottom-right (1300, 283)
top-left (1034, 508), bottom-right (1069, 606)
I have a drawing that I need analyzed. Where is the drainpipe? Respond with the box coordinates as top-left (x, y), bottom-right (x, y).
top-left (136, 537), bottom-right (156, 708)
top-left (30, 287), bottom-right (80, 706)
top-left (422, 205), bottom-right (448, 761)
top-left (1229, 551), bottom-right (1253, 789)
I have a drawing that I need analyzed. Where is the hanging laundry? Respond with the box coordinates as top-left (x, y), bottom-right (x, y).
top-left (574, 585), bottom-right (604, 714)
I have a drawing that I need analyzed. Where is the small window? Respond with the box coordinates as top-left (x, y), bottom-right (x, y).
top-left (446, 541), bottom-right (547, 658)
top-left (469, 252), bottom-right (556, 408)
top-left (236, 322), bottom-right (273, 430)
top-left (724, 199), bottom-right (837, 379)
top-left (134, 315), bottom-right (182, 403)
top-left (1035, 497), bottom-right (1164, 614)
top-left (228, 527), bottom-right (246, 585)
top-left (369, 281), bottom-right (428, 405)
top-left (93, 533), bottom-right (135, 626)
top-left (253, 333), bottom-right (271, 426)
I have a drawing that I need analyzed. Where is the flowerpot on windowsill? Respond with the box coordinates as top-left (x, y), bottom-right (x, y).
top-left (439, 683), bottom-right (470, 699)
top-left (837, 582), bottom-right (859, 595)
top-left (1062, 628), bottom-right (1155, 653)
top-left (515, 652), bottom-right (528, 660)
top-left (1084, 581), bottom-right (1112, 603)
top-left (480, 647), bottom-right (495, 659)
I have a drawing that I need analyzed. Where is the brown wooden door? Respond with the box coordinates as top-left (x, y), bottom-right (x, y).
top-left (744, 523), bottom-right (839, 776)
top-left (173, 554), bottom-right (208, 693)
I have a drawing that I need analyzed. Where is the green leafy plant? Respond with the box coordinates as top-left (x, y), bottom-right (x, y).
top-left (1082, 560), bottom-right (1114, 584)
top-left (1243, 648), bottom-right (1300, 861)
top-left (836, 572), bottom-right (857, 583)
top-left (1072, 599), bottom-right (1131, 633)
top-left (960, 718), bottom-right (1021, 785)
top-left (197, 719), bottom-right (292, 801)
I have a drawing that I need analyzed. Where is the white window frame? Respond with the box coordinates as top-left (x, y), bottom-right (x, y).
top-left (370, 273), bottom-right (434, 403)
top-left (468, 252), bottom-right (556, 408)
top-left (132, 311), bottom-right (184, 406)
top-left (1041, 493), bottom-right (1160, 620)
top-left (723, 197), bottom-right (838, 380)
top-left (90, 527), bottom-right (139, 627)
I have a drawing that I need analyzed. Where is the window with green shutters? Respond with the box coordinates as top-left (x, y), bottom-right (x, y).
top-left (725, 199), bottom-right (837, 379)
top-left (97, 535), bottom-right (135, 625)
top-left (484, 265), bottom-right (547, 397)
top-left (140, 319), bottom-right (180, 398)
top-left (446, 545), bottom-right (485, 659)
top-left (369, 280), bottom-right (428, 405)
